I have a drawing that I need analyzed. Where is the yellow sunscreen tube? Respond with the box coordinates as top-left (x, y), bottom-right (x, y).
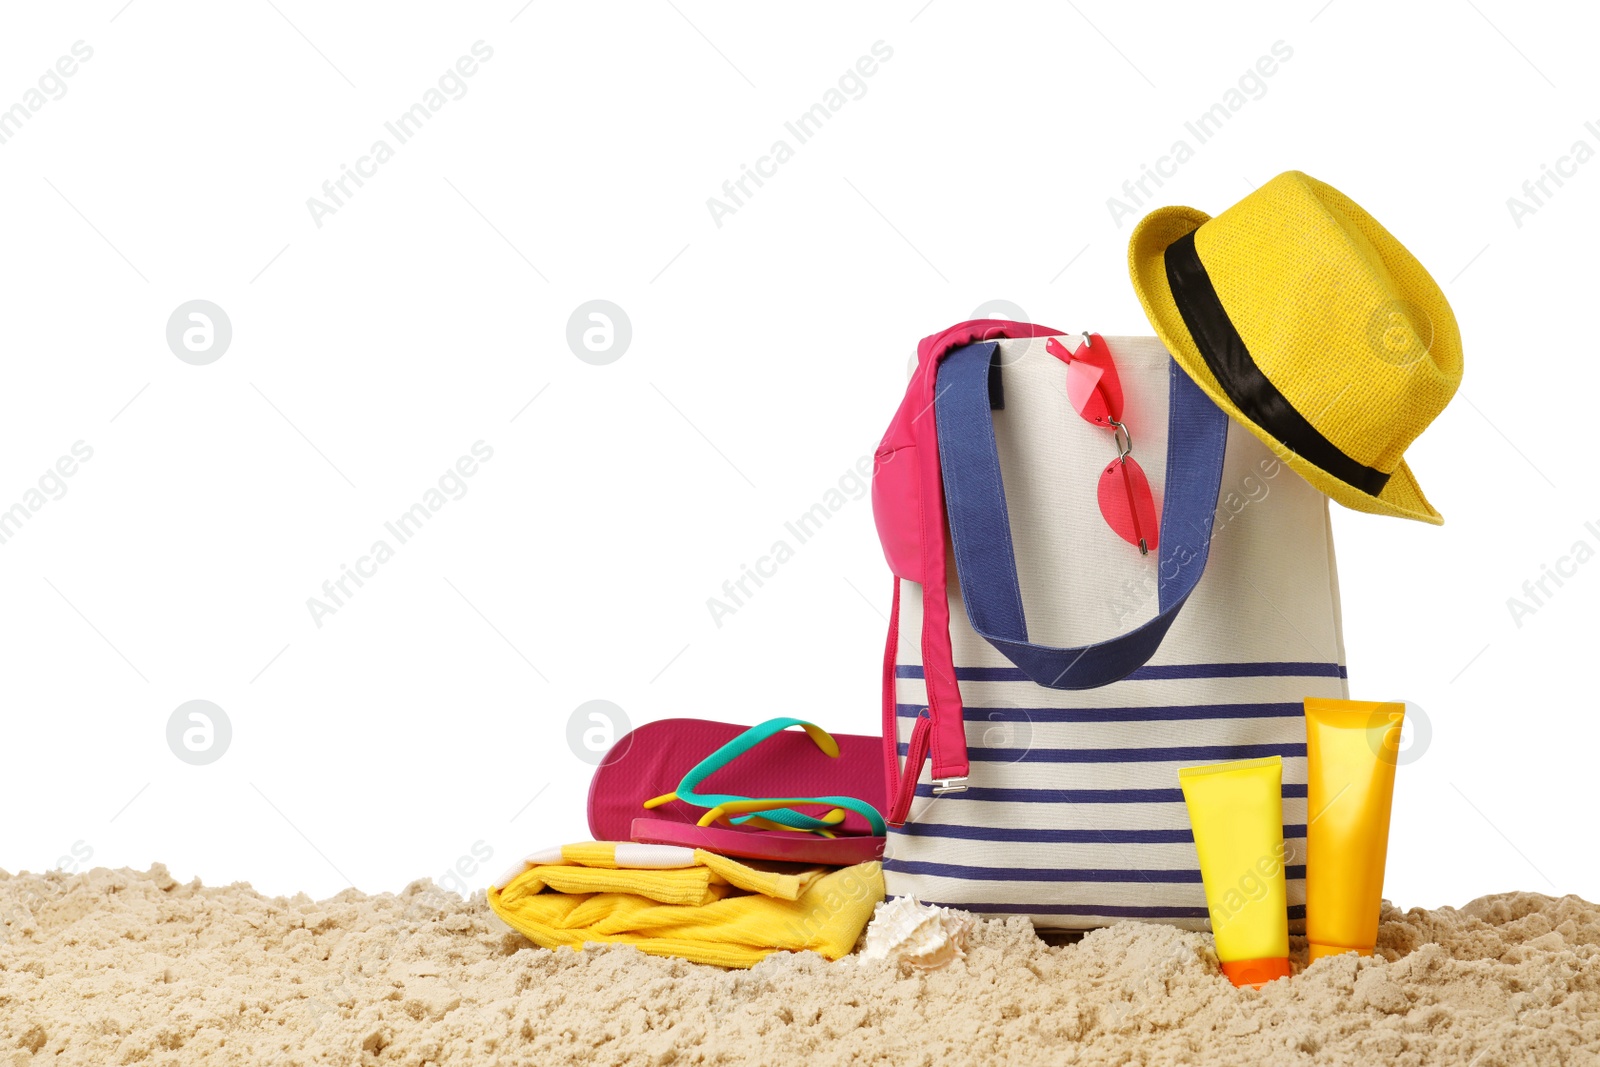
top-left (1179, 755), bottom-right (1290, 988)
top-left (1304, 697), bottom-right (1403, 963)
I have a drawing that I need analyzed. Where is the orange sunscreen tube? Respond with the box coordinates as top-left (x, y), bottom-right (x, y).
top-left (1179, 755), bottom-right (1290, 988)
top-left (1304, 697), bottom-right (1403, 963)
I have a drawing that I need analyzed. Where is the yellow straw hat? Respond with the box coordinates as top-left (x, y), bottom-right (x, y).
top-left (1128, 171), bottom-right (1462, 524)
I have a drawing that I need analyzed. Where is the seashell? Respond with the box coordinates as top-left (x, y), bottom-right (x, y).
top-left (859, 896), bottom-right (974, 972)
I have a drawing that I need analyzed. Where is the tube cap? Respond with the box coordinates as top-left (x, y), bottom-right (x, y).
top-left (1308, 943), bottom-right (1374, 963)
top-left (1220, 956), bottom-right (1292, 989)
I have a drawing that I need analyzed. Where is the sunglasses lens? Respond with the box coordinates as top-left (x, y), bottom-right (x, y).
top-left (1065, 361), bottom-right (1112, 425)
top-left (1064, 356), bottom-right (1123, 427)
top-left (1096, 456), bottom-right (1160, 552)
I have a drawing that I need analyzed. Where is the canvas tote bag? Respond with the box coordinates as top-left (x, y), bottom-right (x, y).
top-left (874, 331), bottom-right (1348, 930)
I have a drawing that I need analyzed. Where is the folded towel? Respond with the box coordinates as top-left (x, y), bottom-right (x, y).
top-left (488, 841), bottom-right (883, 968)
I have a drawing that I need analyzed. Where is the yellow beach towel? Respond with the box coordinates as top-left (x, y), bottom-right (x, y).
top-left (488, 841), bottom-right (883, 968)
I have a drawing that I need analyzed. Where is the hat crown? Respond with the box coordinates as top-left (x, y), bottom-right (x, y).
top-left (1193, 171), bottom-right (1462, 474)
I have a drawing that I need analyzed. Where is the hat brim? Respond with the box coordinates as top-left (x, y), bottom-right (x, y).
top-left (1127, 205), bottom-right (1443, 525)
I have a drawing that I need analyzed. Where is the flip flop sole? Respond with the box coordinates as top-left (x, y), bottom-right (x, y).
top-left (630, 817), bottom-right (885, 866)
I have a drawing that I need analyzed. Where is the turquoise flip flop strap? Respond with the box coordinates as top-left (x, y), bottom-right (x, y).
top-left (670, 717), bottom-right (887, 836)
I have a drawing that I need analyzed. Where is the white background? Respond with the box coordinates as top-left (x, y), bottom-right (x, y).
top-left (1, 1), bottom-right (1594, 911)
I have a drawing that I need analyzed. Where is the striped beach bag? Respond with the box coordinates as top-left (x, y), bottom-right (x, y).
top-left (871, 321), bottom-right (1348, 929)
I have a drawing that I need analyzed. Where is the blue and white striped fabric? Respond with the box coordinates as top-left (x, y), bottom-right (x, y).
top-left (883, 335), bottom-right (1348, 930)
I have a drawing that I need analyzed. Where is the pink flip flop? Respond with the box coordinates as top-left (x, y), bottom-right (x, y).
top-left (588, 718), bottom-right (887, 866)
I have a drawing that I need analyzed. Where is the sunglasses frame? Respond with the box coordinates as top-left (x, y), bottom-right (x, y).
top-left (1046, 333), bottom-right (1160, 556)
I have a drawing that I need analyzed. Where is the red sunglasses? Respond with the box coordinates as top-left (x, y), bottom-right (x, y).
top-left (1045, 333), bottom-right (1160, 555)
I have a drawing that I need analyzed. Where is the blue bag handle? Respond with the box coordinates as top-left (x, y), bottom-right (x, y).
top-left (934, 340), bottom-right (1228, 690)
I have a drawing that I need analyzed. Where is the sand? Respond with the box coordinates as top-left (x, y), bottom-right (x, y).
top-left (1, 864), bottom-right (1596, 1066)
